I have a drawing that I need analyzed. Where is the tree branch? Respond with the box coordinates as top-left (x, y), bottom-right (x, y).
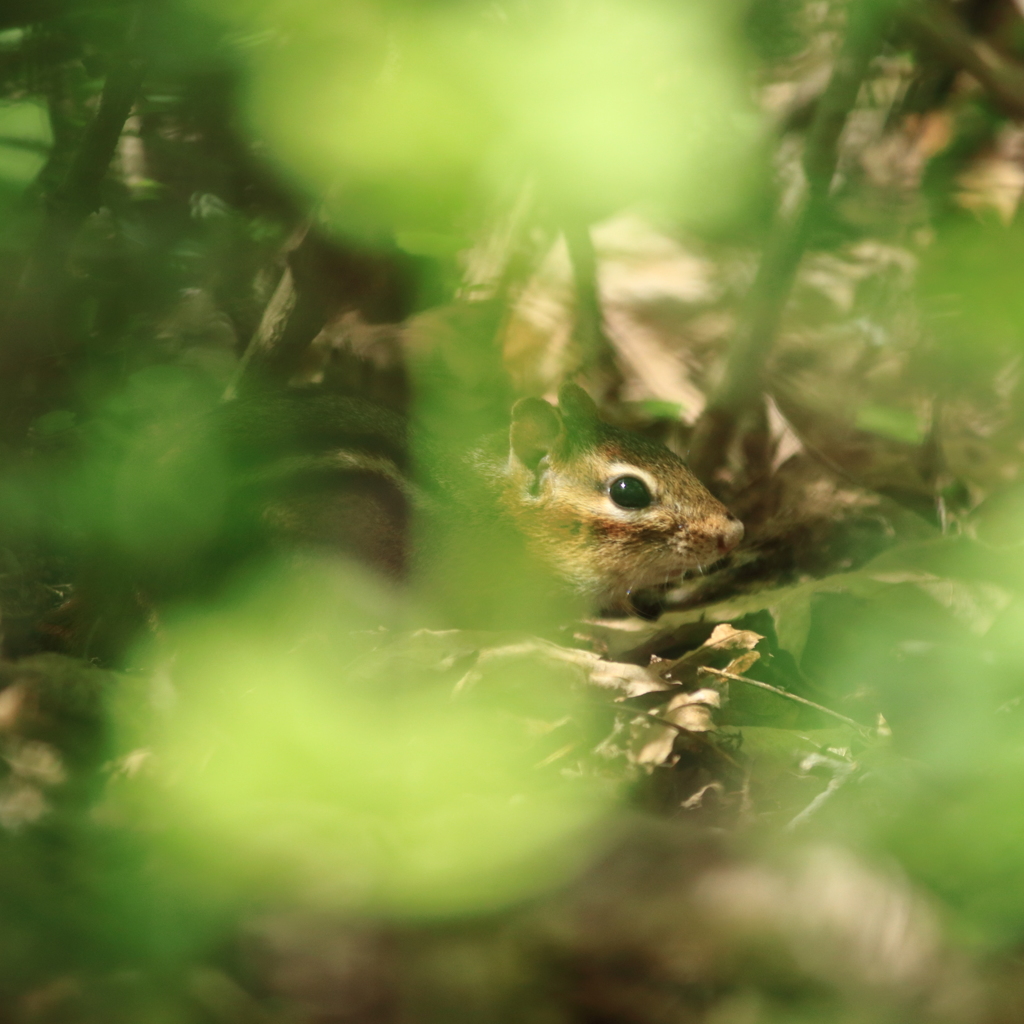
top-left (563, 220), bottom-right (620, 401)
top-left (901, 0), bottom-right (1024, 119)
top-left (49, 45), bottom-right (145, 226)
top-left (223, 223), bottom-right (308, 402)
top-left (688, 2), bottom-right (896, 484)
top-left (699, 666), bottom-right (871, 734)
top-left (0, 7), bottom-right (145, 439)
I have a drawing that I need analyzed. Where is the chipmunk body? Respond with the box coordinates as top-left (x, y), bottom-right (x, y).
top-left (43, 380), bottom-right (742, 661)
top-left (236, 382), bottom-right (743, 614)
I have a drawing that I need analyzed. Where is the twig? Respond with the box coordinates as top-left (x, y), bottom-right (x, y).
top-left (48, 29), bottom-right (146, 226)
top-left (786, 754), bottom-right (857, 829)
top-left (901, 0), bottom-right (1024, 119)
top-left (692, 2), bottom-right (1024, 482)
top-left (698, 666), bottom-right (870, 734)
top-left (688, 1), bottom-right (896, 483)
top-left (563, 220), bottom-right (620, 400)
top-left (564, 222), bottom-right (606, 349)
top-left (460, 177), bottom-right (536, 302)
top-left (1, 6), bottom-right (146, 438)
top-left (682, 728), bottom-right (744, 771)
top-left (222, 221), bottom-right (309, 401)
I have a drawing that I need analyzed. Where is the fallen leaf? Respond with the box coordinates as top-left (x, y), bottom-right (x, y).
top-left (636, 724), bottom-right (677, 767)
top-left (725, 651), bottom-right (761, 676)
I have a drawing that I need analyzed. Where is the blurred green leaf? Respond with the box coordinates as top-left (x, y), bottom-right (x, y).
top-left (395, 229), bottom-right (466, 259)
top-left (635, 400), bottom-right (685, 420)
top-left (112, 560), bottom-right (615, 919)
top-left (67, 367), bottom-right (229, 586)
top-left (0, 100), bottom-right (51, 188)
top-left (918, 219), bottom-right (1024, 358)
top-left (32, 409), bottom-right (76, 437)
top-left (192, 0), bottom-right (759, 239)
top-left (854, 404), bottom-right (924, 444)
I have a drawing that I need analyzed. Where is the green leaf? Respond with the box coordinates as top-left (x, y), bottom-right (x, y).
top-left (0, 101), bottom-right (52, 188)
top-left (854, 404), bottom-right (924, 444)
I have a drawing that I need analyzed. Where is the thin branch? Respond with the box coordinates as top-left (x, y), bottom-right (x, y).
top-left (222, 221), bottom-right (311, 401)
top-left (688, 1), bottom-right (896, 483)
top-left (0, 7), bottom-right (146, 439)
top-left (901, 0), bottom-right (1024, 119)
top-left (690, 1), bottom-right (1024, 483)
top-left (563, 220), bottom-right (620, 400)
top-left (786, 757), bottom-right (857, 829)
top-left (48, 31), bottom-right (145, 226)
top-left (224, 264), bottom-right (297, 399)
top-left (698, 666), bottom-right (870, 734)
top-left (564, 222), bottom-right (606, 349)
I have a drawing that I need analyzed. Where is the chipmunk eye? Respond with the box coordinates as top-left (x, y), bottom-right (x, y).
top-left (609, 475), bottom-right (652, 509)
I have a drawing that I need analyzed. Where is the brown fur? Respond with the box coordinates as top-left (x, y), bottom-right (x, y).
top-left (249, 384), bottom-right (740, 615)
top-left (497, 384), bottom-right (742, 608)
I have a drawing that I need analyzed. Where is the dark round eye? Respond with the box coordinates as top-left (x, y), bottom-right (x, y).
top-left (609, 475), bottom-right (652, 509)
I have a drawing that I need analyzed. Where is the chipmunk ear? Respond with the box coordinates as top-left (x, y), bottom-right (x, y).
top-left (557, 382), bottom-right (599, 422)
top-left (510, 397), bottom-right (562, 471)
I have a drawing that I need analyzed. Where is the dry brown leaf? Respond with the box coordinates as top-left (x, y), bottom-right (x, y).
top-left (725, 651), bottom-right (761, 676)
top-left (589, 660), bottom-right (670, 697)
top-left (665, 688), bottom-right (721, 733)
top-left (634, 686), bottom-right (723, 766)
top-left (667, 687), bottom-right (721, 711)
top-left (705, 624), bottom-right (764, 651)
top-left (669, 705), bottom-right (716, 732)
top-left (662, 624), bottom-right (765, 686)
top-left (636, 724), bottom-right (678, 767)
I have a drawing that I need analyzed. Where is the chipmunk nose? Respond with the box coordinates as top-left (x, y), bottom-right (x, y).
top-left (716, 513), bottom-right (744, 553)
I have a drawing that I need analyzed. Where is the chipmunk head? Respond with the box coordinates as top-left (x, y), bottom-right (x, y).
top-left (503, 382), bottom-right (743, 607)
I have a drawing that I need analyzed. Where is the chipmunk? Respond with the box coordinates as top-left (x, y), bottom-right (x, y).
top-left (486, 382), bottom-right (743, 610)
top-left (31, 379), bottom-right (742, 662)
top-left (231, 382), bottom-right (742, 616)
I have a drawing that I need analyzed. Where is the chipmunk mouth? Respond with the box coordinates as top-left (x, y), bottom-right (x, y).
top-left (648, 524), bottom-right (743, 586)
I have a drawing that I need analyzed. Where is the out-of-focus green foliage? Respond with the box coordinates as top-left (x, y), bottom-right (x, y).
top-left (73, 367), bottom-right (228, 572)
top-left (854, 402), bottom-right (925, 443)
top-left (918, 218), bottom-right (1024, 359)
top-left (111, 559), bottom-right (613, 919)
top-left (190, 0), bottom-right (760, 241)
top-left (0, 98), bottom-right (51, 190)
top-left (748, 540), bottom-right (1024, 946)
top-left (13, 0), bottom-right (1024, 1018)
